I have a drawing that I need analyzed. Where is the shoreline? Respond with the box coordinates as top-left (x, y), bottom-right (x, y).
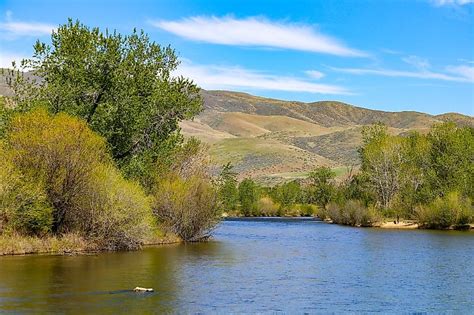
top-left (0, 233), bottom-right (181, 257)
top-left (2, 219), bottom-right (472, 257)
top-left (224, 216), bottom-right (474, 231)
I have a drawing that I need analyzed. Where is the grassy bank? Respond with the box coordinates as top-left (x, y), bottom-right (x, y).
top-left (0, 231), bottom-right (181, 256)
top-left (0, 233), bottom-right (90, 256)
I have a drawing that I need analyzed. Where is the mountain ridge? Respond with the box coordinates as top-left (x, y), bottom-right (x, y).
top-left (181, 90), bottom-right (473, 183)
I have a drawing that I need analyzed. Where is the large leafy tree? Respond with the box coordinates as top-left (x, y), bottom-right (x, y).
top-left (9, 19), bottom-right (202, 177)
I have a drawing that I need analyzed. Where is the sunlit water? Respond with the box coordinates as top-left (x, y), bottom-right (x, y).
top-left (1, 218), bottom-right (473, 313)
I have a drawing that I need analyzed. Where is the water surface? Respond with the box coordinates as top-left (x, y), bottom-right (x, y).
top-left (1, 218), bottom-right (473, 313)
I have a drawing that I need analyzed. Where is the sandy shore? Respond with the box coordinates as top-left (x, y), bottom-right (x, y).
top-left (379, 220), bottom-right (419, 229)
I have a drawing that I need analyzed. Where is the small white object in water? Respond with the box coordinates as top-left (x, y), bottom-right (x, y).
top-left (134, 287), bottom-right (154, 292)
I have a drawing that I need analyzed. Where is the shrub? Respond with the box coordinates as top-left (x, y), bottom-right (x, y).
top-left (78, 165), bottom-right (153, 250)
top-left (326, 200), bottom-right (382, 227)
top-left (6, 108), bottom-right (108, 233)
top-left (0, 145), bottom-right (53, 236)
top-left (416, 192), bottom-right (473, 229)
top-left (152, 174), bottom-right (220, 241)
top-left (150, 138), bottom-right (220, 242)
top-left (2, 109), bottom-right (153, 250)
top-left (297, 204), bottom-right (318, 217)
top-left (257, 197), bottom-right (279, 217)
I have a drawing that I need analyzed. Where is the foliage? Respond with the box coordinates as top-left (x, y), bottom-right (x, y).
top-left (1, 109), bottom-right (152, 249)
top-left (152, 174), bottom-right (220, 242)
top-left (0, 146), bottom-right (52, 236)
top-left (359, 124), bottom-right (404, 209)
top-left (427, 123), bottom-right (474, 199)
top-left (326, 200), bottom-right (382, 227)
top-left (256, 197), bottom-right (279, 217)
top-left (217, 162), bottom-right (239, 211)
top-left (151, 139), bottom-right (220, 241)
top-left (272, 181), bottom-right (302, 211)
top-left (82, 164), bottom-right (153, 250)
top-left (8, 19), bottom-right (202, 179)
top-left (238, 178), bottom-right (260, 216)
top-left (415, 192), bottom-right (473, 229)
top-left (307, 166), bottom-right (336, 208)
top-left (6, 108), bottom-right (108, 233)
top-left (357, 122), bottom-right (473, 221)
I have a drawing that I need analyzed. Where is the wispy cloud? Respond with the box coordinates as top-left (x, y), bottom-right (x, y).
top-left (305, 70), bottom-right (325, 80)
top-left (445, 65), bottom-right (474, 81)
top-left (329, 66), bottom-right (473, 83)
top-left (176, 61), bottom-right (351, 95)
top-left (431, 0), bottom-right (474, 6)
top-left (151, 16), bottom-right (367, 57)
top-left (0, 11), bottom-right (54, 37)
top-left (330, 55), bottom-right (474, 83)
top-left (402, 55), bottom-right (431, 71)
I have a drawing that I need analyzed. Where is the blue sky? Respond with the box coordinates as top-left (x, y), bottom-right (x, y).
top-left (0, 0), bottom-right (473, 115)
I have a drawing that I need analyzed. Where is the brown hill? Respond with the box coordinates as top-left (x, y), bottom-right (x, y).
top-left (181, 90), bottom-right (473, 183)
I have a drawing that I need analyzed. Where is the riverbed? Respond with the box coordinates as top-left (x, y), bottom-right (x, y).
top-left (1, 218), bottom-right (473, 313)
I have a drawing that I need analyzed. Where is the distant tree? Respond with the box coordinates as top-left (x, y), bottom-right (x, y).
top-left (427, 123), bottom-right (474, 199)
top-left (238, 178), bottom-right (259, 216)
top-left (307, 166), bottom-right (336, 208)
top-left (274, 181), bottom-right (302, 211)
top-left (217, 162), bottom-right (239, 211)
top-left (8, 19), bottom-right (202, 181)
top-left (359, 124), bottom-right (403, 209)
top-left (396, 131), bottom-right (432, 216)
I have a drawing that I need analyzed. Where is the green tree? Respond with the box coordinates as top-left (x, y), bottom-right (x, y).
top-left (8, 19), bottom-right (202, 181)
top-left (427, 123), bottom-right (474, 199)
top-left (307, 166), bottom-right (336, 208)
top-left (238, 178), bottom-right (259, 216)
top-left (359, 124), bottom-right (403, 209)
top-left (396, 131), bottom-right (432, 216)
top-left (274, 181), bottom-right (302, 211)
top-left (217, 162), bottom-right (239, 211)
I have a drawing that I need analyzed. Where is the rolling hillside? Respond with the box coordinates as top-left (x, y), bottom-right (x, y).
top-left (181, 90), bottom-right (474, 183)
top-left (1, 74), bottom-right (472, 184)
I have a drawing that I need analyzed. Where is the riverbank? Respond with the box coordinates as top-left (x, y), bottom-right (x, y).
top-left (0, 232), bottom-right (181, 256)
top-left (225, 216), bottom-right (474, 231)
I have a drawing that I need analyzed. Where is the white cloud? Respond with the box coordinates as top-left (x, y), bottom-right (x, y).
top-left (431, 0), bottom-right (474, 6)
top-left (402, 55), bottom-right (431, 71)
top-left (445, 65), bottom-right (474, 81)
top-left (176, 61), bottom-right (351, 95)
top-left (151, 16), bottom-right (366, 57)
top-left (305, 70), bottom-right (325, 79)
top-left (329, 66), bottom-right (473, 82)
top-left (0, 11), bottom-right (54, 37)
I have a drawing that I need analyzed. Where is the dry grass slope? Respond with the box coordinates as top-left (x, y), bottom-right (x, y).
top-left (182, 90), bottom-right (473, 184)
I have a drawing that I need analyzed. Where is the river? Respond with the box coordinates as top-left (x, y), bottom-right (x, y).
top-left (1, 218), bottom-right (473, 313)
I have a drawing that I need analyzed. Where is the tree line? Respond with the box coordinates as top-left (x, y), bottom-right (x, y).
top-left (218, 123), bottom-right (474, 229)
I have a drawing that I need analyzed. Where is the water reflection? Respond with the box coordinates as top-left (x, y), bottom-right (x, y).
top-left (0, 219), bottom-right (473, 313)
